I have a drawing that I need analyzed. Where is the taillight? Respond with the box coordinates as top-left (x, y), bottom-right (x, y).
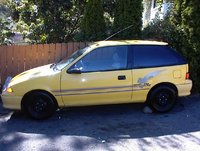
top-left (186, 72), bottom-right (190, 79)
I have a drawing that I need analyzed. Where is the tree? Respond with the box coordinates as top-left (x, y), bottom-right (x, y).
top-left (80, 0), bottom-right (106, 41)
top-left (103, 0), bottom-right (116, 18)
top-left (181, 0), bottom-right (200, 50)
top-left (172, 0), bottom-right (200, 52)
top-left (173, 0), bottom-right (200, 91)
top-left (0, 0), bottom-right (14, 45)
top-left (0, 0), bottom-right (9, 17)
top-left (102, 0), bottom-right (116, 35)
top-left (8, 0), bottom-right (86, 43)
top-left (172, 0), bottom-right (184, 25)
top-left (0, 18), bottom-right (14, 45)
top-left (113, 0), bottom-right (143, 39)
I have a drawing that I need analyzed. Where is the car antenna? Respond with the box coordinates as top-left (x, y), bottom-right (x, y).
top-left (104, 25), bottom-right (133, 41)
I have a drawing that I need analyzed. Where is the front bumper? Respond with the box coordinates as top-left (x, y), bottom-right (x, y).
top-left (1, 94), bottom-right (22, 110)
top-left (177, 79), bottom-right (193, 97)
top-left (1, 76), bottom-right (22, 110)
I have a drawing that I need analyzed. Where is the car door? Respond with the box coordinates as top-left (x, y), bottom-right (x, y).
top-left (60, 45), bottom-right (133, 106)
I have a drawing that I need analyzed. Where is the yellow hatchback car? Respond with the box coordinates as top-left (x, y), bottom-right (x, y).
top-left (1, 40), bottom-right (192, 119)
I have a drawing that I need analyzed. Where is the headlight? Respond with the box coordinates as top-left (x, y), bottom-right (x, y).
top-left (6, 87), bottom-right (13, 93)
top-left (3, 87), bottom-right (13, 93)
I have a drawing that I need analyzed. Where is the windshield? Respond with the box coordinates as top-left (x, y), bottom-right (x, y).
top-left (54, 46), bottom-right (89, 70)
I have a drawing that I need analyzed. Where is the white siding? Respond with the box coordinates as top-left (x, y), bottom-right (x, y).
top-left (143, 0), bottom-right (172, 26)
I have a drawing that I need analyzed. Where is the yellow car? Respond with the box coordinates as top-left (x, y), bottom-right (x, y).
top-left (1, 40), bottom-right (192, 119)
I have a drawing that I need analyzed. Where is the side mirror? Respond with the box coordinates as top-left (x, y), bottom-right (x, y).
top-left (67, 68), bottom-right (81, 74)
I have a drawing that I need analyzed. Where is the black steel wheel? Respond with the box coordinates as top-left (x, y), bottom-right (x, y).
top-left (149, 86), bottom-right (177, 113)
top-left (24, 92), bottom-right (56, 120)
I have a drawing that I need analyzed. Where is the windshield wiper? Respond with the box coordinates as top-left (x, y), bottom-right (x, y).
top-left (50, 63), bottom-right (56, 68)
top-left (50, 59), bottom-right (62, 69)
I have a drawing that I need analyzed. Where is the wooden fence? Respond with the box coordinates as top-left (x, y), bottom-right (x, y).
top-left (0, 42), bottom-right (88, 88)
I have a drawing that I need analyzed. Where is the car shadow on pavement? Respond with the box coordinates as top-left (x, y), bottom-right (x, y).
top-left (0, 94), bottom-right (200, 150)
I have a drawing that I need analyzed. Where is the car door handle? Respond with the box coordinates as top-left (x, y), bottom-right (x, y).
top-left (118, 75), bottom-right (126, 80)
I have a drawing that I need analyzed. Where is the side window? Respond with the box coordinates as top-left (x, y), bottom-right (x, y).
top-left (132, 45), bottom-right (186, 68)
top-left (71, 46), bottom-right (128, 72)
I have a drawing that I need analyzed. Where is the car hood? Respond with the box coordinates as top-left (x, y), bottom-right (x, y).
top-left (8, 64), bottom-right (60, 87)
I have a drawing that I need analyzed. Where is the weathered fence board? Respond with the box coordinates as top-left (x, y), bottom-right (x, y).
top-left (0, 42), bottom-right (88, 88)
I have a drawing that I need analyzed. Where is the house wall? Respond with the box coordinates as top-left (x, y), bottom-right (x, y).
top-left (143, 0), bottom-right (172, 26)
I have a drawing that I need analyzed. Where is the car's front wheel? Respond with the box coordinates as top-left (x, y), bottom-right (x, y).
top-left (24, 92), bottom-right (57, 120)
top-left (148, 86), bottom-right (177, 113)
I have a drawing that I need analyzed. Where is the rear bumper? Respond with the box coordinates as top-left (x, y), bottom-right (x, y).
top-left (177, 79), bottom-right (193, 97)
top-left (1, 94), bottom-right (22, 110)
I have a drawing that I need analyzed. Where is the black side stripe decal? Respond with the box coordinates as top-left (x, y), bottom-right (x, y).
top-left (52, 85), bottom-right (133, 93)
top-left (54, 88), bottom-right (149, 96)
top-left (55, 89), bottom-right (133, 96)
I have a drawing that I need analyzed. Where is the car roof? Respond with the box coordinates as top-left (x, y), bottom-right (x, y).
top-left (90, 40), bottom-right (168, 48)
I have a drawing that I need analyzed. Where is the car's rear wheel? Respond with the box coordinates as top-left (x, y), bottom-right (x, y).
top-left (148, 86), bottom-right (177, 113)
top-left (24, 92), bottom-right (57, 120)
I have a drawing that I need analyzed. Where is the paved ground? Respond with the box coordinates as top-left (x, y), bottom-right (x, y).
top-left (0, 95), bottom-right (200, 151)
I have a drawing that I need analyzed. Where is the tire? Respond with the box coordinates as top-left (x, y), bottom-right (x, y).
top-left (24, 92), bottom-right (56, 120)
top-left (148, 86), bottom-right (177, 113)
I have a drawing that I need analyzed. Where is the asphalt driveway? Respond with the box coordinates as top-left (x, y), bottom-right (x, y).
top-left (0, 94), bottom-right (200, 151)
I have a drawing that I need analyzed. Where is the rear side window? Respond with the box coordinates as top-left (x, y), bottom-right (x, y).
top-left (131, 45), bottom-right (187, 69)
